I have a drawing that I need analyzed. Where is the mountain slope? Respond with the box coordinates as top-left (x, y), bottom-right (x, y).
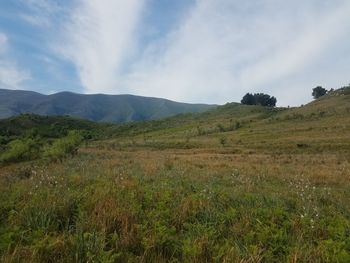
top-left (0, 89), bottom-right (216, 122)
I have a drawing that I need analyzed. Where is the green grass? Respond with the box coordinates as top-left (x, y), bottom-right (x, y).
top-left (0, 86), bottom-right (349, 262)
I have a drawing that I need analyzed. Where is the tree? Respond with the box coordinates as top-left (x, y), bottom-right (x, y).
top-left (241, 93), bottom-right (255, 105)
top-left (241, 93), bottom-right (277, 107)
top-left (312, 86), bottom-right (327, 99)
top-left (266, 96), bottom-right (277, 107)
top-left (254, 93), bottom-right (277, 107)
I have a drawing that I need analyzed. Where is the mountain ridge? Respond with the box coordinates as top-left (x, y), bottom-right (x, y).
top-left (0, 88), bottom-right (216, 123)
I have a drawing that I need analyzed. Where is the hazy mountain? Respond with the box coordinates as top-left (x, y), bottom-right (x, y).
top-left (0, 89), bottom-right (216, 123)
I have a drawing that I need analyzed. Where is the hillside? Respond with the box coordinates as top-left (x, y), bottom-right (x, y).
top-left (0, 89), bottom-right (215, 123)
top-left (103, 86), bottom-right (350, 154)
top-left (0, 86), bottom-right (349, 262)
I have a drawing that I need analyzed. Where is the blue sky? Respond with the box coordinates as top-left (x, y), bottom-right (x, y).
top-left (0, 0), bottom-right (350, 106)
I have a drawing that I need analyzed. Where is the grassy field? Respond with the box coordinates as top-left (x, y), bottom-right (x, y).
top-left (0, 87), bottom-right (349, 262)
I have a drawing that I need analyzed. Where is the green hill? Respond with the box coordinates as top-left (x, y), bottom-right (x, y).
top-left (105, 85), bottom-right (350, 154)
top-left (0, 89), bottom-right (216, 122)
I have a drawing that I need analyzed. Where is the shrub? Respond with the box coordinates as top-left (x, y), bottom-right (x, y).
top-left (235, 121), bottom-right (241, 130)
top-left (0, 138), bottom-right (37, 163)
top-left (43, 131), bottom-right (83, 161)
top-left (219, 137), bottom-right (227, 146)
top-left (217, 123), bottom-right (225, 132)
top-left (0, 136), bottom-right (9, 145)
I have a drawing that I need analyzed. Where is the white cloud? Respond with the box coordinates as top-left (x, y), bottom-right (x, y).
top-left (122, 0), bottom-right (350, 105)
top-left (24, 0), bottom-right (58, 13)
top-left (40, 0), bottom-right (350, 105)
top-left (237, 1), bottom-right (350, 93)
top-left (19, 13), bottom-right (51, 28)
top-left (0, 33), bottom-right (31, 89)
top-left (0, 61), bottom-right (31, 88)
top-left (21, 0), bottom-right (64, 16)
top-left (56, 0), bottom-right (145, 94)
top-left (19, 0), bottom-right (66, 28)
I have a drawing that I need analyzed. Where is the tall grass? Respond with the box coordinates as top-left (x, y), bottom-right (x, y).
top-left (0, 146), bottom-right (349, 262)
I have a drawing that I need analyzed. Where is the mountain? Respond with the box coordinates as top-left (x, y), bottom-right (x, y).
top-left (0, 89), bottom-right (216, 122)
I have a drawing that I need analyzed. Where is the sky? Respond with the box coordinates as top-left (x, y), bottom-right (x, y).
top-left (0, 0), bottom-right (350, 106)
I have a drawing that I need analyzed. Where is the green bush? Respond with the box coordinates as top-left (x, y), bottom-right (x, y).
top-left (0, 138), bottom-right (37, 163)
top-left (219, 136), bottom-right (227, 146)
top-left (0, 136), bottom-right (9, 145)
top-left (43, 131), bottom-right (83, 162)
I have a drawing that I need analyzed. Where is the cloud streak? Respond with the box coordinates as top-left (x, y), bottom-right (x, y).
top-left (19, 0), bottom-right (350, 105)
top-left (19, 0), bottom-right (64, 28)
top-left (57, 0), bottom-right (144, 94)
top-left (122, 0), bottom-right (350, 104)
top-left (0, 33), bottom-right (30, 89)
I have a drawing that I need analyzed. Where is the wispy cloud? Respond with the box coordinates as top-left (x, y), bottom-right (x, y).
top-left (237, 1), bottom-right (350, 93)
top-left (8, 0), bottom-right (350, 105)
top-left (19, 0), bottom-right (64, 28)
top-left (0, 61), bottom-right (31, 89)
top-left (0, 33), bottom-right (30, 89)
top-left (122, 0), bottom-right (350, 104)
top-left (56, 0), bottom-right (145, 94)
top-left (19, 13), bottom-right (51, 28)
top-left (24, 0), bottom-right (59, 13)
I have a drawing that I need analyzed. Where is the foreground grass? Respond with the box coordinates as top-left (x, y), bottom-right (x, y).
top-left (0, 146), bottom-right (349, 262)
